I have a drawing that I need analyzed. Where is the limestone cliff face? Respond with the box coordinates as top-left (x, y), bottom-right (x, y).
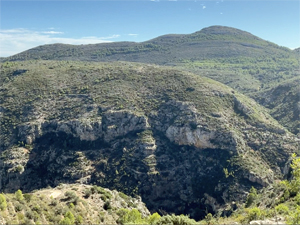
top-left (166, 126), bottom-right (215, 149)
top-left (1, 99), bottom-right (298, 219)
top-left (152, 100), bottom-right (246, 153)
top-left (18, 118), bottom-right (103, 145)
top-left (102, 110), bottom-right (149, 142)
top-left (17, 110), bottom-right (149, 145)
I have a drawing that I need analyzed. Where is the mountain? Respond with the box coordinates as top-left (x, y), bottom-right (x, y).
top-left (252, 76), bottom-right (300, 136)
top-left (4, 26), bottom-right (298, 95)
top-left (5, 26), bottom-right (292, 63)
top-left (4, 26), bottom-right (299, 136)
top-left (0, 60), bottom-right (298, 220)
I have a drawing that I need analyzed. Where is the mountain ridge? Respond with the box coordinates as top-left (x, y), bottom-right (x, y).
top-left (2, 25), bottom-right (299, 135)
top-left (4, 25), bottom-right (294, 62)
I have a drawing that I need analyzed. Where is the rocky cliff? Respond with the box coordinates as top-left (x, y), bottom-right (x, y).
top-left (0, 60), bottom-right (299, 219)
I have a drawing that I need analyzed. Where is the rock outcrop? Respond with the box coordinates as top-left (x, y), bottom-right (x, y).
top-left (0, 61), bottom-right (298, 220)
top-left (1, 99), bottom-right (298, 219)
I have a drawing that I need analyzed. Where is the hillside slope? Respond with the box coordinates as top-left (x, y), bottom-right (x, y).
top-left (5, 26), bottom-right (293, 63)
top-left (4, 26), bottom-right (299, 136)
top-left (0, 60), bottom-right (298, 219)
top-left (252, 77), bottom-right (300, 136)
top-left (0, 183), bottom-right (150, 224)
top-left (4, 26), bottom-right (298, 93)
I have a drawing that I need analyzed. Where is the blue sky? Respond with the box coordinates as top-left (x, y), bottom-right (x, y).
top-left (0, 0), bottom-right (299, 57)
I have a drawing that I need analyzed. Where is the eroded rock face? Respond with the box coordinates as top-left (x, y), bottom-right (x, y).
top-left (18, 110), bottom-right (149, 145)
top-left (166, 126), bottom-right (215, 149)
top-left (1, 101), bottom-right (298, 220)
top-left (102, 110), bottom-right (149, 142)
top-left (18, 118), bottom-right (103, 144)
top-left (152, 100), bottom-right (246, 153)
top-left (57, 119), bottom-right (102, 141)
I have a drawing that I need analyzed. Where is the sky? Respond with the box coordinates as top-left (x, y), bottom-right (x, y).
top-left (0, 0), bottom-right (299, 57)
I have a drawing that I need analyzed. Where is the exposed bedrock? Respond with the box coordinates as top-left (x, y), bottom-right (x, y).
top-left (0, 100), bottom-right (298, 219)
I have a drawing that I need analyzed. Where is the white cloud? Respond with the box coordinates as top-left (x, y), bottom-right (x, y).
top-left (1, 29), bottom-right (28, 34)
top-left (128, 33), bottom-right (138, 36)
top-left (202, 5), bottom-right (206, 9)
top-left (0, 28), bottom-right (120, 57)
top-left (42, 31), bottom-right (64, 34)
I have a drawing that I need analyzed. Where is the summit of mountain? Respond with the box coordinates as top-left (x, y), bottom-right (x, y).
top-left (4, 26), bottom-right (298, 92)
top-left (293, 47), bottom-right (300, 53)
top-left (5, 25), bottom-right (293, 63)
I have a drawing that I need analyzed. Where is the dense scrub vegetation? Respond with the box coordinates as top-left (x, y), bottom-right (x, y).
top-left (0, 26), bottom-right (299, 224)
top-left (0, 155), bottom-right (299, 224)
top-left (3, 26), bottom-right (299, 136)
top-left (2, 59), bottom-right (282, 149)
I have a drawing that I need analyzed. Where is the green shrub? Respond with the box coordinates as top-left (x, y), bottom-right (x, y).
top-left (31, 205), bottom-right (41, 213)
top-left (290, 154), bottom-right (300, 195)
top-left (92, 186), bottom-right (112, 200)
top-left (246, 207), bottom-right (263, 222)
top-left (64, 191), bottom-right (79, 204)
top-left (275, 204), bottom-right (289, 215)
top-left (0, 194), bottom-right (7, 211)
top-left (23, 193), bottom-right (32, 203)
top-left (15, 189), bottom-right (24, 201)
top-left (295, 193), bottom-right (300, 205)
top-left (59, 217), bottom-right (72, 225)
top-left (21, 218), bottom-right (32, 225)
top-left (287, 206), bottom-right (300, 225)
top-left (245, 186), bottom-right (257, 208)
top-left (25, 210), bottom-right (34, 219)
top-left (283, 189), bottom-right (290, 200)
top-left (15, 203), bottom-right (23, 212)
top-left (119, 192), bottom-right (129, 200)
top-left (69, 203), bottom-right (75, 209)
top-left (84, 188), bottom-right (92, 198)
top-left (117, 208), bottom-right (130, 224)
top-left (99, 211), bottom-right (105, 223)
top-left (148, 212), bottom-right (161, 224)
top-left (65, 211), bottom-right (75, 224)
top-left (76, 215), bottom-right (83, 224)
top-left (205, 213), bottom-right (214, 224)
top-left (50, 198), bottom-right (58, 206)
top-left (127, 209), bottom-right (142, 224)
top-left (117, 208), bottom-right (143, 224)
top-left (33, 211), bottom-right (40, 222)
top-left (65, 191), bottom-right (77, 199)
top-left (17, 212), bottom-right (25, 221)
top-left (155, 214), bottom-right (197, 225)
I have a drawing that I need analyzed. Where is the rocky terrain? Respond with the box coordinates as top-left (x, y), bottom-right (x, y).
top-left (251, 77), bottom-right (300, 137)
top-left (0, 183), bottom-right (152, 224)
top-left (3, 26), bottom-right (299, 137)
top-left (0, 60), bottom-right (299, 222)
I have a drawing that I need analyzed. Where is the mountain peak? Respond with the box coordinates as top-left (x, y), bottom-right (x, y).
top-left (196, 25), bottom-right (258, 38)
